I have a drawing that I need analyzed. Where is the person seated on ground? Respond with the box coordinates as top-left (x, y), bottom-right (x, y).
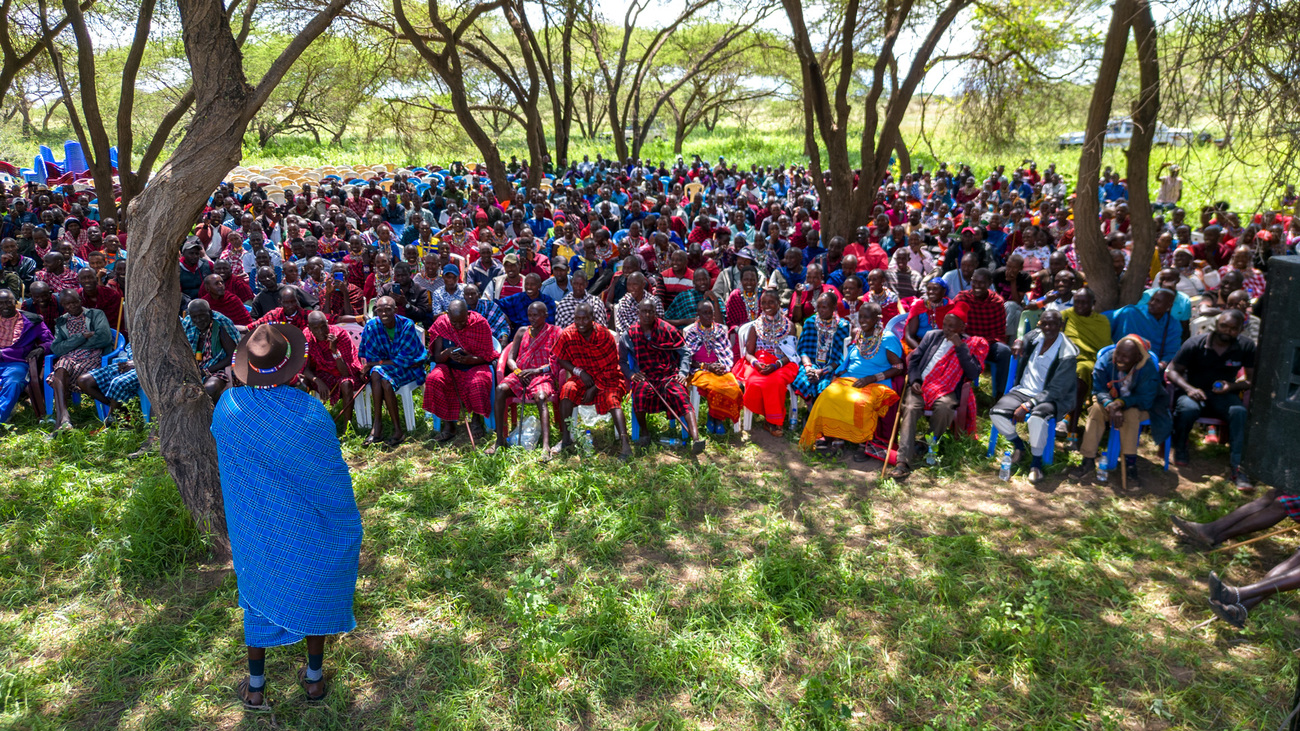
top-left (46, 289), bottom-right (114, 430)
top-left (663, 267), bottom-right (722, 329)
top-left (184, 298), bottom-right (240, 402)
top-left (1068, 334), bottom-right (1171, 485)
top-left (201, 273), bottom-right (254, 328)
top-left (300, 310), bottom-right (363, 421)
top-left (1172, 487), bottom-right (1298, 552)
top-left (498, 272), bottom-right (557, 337)
top-left (890, 304), bottom-right (988, 480)
top-left (792, 292), bottom-right (850, 403)
top-left (1166, 310), bottom-right (1255, 489)
top-left (1061, 288), bottom-right (1112, 444)
top-left (0, 289), bottom-right (51, 423)
top-left (799, 303), bottom-right (904, 455)
top-left (734, 290), bottom-right (800, 437)
top-left (357, 296), bottom-right (427, 447)
top-left (990, 310), bottom-right (1078, 484)
top-left (490, 301), bottom-right (561, 454)
top-left (622, 299), bottom-right (703, 453)
top-left (904, 278), bottom-right (953, 350)
top-left (464, 283), bottom-right (511, 348)
top-left (1110, 288), bottom-right (1181, 370)
top-left (552, 302), bottom-right (632, 458)
top-left (613, 271), bottom-right (663, 334)
top-left (953, 268), bottom-right (1012, 397)
top-left (680, 299), bottom-right (743, 434)
top-left (213, 322), bottom-right (362, 712)
top-left (77, 267), bottom-right (124, 338)
top-left (423, 299), bottom-right (499, 444)
top-left (77, 342), bottom-right (140, 424)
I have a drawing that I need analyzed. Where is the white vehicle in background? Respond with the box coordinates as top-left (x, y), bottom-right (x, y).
top-left (1058, 118), bottom-right (1194, 148)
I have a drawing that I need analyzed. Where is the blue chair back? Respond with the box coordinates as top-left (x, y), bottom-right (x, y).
top-left (109, 146), bottom-right (119, 169)
top-left (39, 145), bottom-right (59, 166)
top-left (64, 141), bottom-right (89, 174)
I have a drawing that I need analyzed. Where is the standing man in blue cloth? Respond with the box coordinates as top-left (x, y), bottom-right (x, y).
top-left (213, 322), bottom-right (363, 711)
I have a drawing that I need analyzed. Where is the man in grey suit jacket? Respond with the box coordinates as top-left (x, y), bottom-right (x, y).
top-left (990, 309), bottom-right (1078, 484)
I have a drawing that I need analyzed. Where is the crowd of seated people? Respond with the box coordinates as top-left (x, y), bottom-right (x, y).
top-left (0, 157), bottom-right (1291, 486)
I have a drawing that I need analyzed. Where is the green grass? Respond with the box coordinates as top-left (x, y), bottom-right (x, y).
top-left (1, 387), bottom-right (1296, 730)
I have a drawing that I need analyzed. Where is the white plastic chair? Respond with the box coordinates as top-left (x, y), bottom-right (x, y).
top-left (350, 324), bottom-right (425, 432)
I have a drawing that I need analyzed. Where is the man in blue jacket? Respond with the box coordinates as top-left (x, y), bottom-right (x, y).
top-left (1069, 334), bottom-right (1171, 487)
top-left (1110, 289), bottom-right (1182, 370)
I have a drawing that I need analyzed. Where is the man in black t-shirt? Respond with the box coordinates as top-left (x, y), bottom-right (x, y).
top-left (1166, 310), bottom-right (1255, 489)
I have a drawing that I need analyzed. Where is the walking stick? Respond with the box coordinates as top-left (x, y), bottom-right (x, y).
top-left (880, 375), bottom-right (908, 481)
top-left (1121, 456), bottom-right (1127, 491)
top-left (1209, 524), bottom-right (1299, 554)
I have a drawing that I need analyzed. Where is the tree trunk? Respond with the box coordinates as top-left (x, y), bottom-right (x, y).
top-left (128, 0), bottom-right (348, 561)
top-left (894, 137), bottom-right (911, 178)
top-left (1121, 0), bottom-right (1160, 306)
top-left (673, 120), bottom-right (686, 155)
top-left (1073, 0), bottom-right (1133, 311)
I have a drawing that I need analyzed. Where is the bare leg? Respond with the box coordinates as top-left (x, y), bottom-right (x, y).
top-left (335, 381), bottom-right (356, 423)
top-left (243, 646), bottom-right (266, 707)
top-left (380, 380), bottom-right (404, 444)
top-left (1190, 491), bottom-right (1288, 545)
top-left (556, 398), bottom-right (575, 449)
top-left (367, 370), bottom-right (386, 442)
top-left (76, 373), bottom-right (118, 421)
top-left (489, 383), bottom-right (511, 453)
top-left (1069, 379), bottom-right (1087, 439)
top-left (50, 368), bottom-right (72, 428)
top-left (536, 396), bottom-right (552, 452)
top-left (1236, 552), bottom-right (1300, 609)
top-left (204, 375), bottom-right (228, 402)
top-left (26, 359), bottom-right (46, 417)
top-left (633, 411), bottom-right (651, 446)
top-left (611, 406), bottom-right (632, 458)
top-left (302, 635), bottom-right (326, 698)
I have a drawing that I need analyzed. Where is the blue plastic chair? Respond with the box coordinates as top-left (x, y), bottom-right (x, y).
top-left (109, 146), bottom-right (118, 169)
top-left (33, 155), bottom-right (47, 184)
top-left (1104, 419), bottom-right (1171, 472)
top-left (64, 141), bottom-right (89, 174)
top-left (44, 331), bottom-right (126, 416)
top-left (98, 351), bottom-right (149, 422)
top-left (39, 145), bottom-right (59, 167)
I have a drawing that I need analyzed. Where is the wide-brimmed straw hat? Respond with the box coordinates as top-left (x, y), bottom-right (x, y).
top-left (232, 323), bottom-right (308, 387)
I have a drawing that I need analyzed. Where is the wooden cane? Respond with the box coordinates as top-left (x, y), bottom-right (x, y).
top-left (880, 375), bottom-right (908, 481)
top-left (1121, 456), bottom-right (1127, 491)
top-left (1209, 524), bottom-right (1299, 554)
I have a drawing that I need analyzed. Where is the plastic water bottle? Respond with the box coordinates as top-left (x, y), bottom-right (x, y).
top-left (1205, 424), bottom-right (1219, 444)
top-left (580, 429), bottom-right (594, 453)
top-left (659, 436), bottom-right (683, 447)
top-left (998, 450), bottom-right (1012, 481)
top-left (925, 434), bottom-right (939, 466)
top-left (1096, 455), bottom-right (1109, 482)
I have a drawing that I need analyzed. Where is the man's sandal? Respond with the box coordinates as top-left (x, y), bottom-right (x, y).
top-left (297, 666), bottom-right (329, 702)
top-left (691, 439), bottom-right (706, 455)
top-left (236, 678), bottom-right (272, 712)
top-left (1208, 598), bottom-right (1247, 629)
top-left (1209, 572), bottom-right (1240, 606)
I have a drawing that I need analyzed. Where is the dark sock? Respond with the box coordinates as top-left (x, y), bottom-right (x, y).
top-left (1012, 436), bottom-right (1026, 452)
top-left (1031, 455), bottom-right (1043, 469)
top-left (248, 657), bottom-right (266, 692)
top-left (306, 653), bottom-right (323, 682)
top-left (1125, 454), bottom-right (1138, 470)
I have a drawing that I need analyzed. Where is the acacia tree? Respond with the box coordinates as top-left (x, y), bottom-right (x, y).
top-left (1073, 0), bottom-right (1159, 309)
top-left (588, 0), bottom-right (770, 161)
top-left (782, 0), bottom-right (972, 240)
top-left (125, 0), bottom-right (350, 559)
top-left (0, 0), bottom-right (93, 108)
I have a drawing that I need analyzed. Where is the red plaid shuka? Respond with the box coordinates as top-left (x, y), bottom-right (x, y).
top-left (304, 324), bottom-right (363, 402)
top-left (250, 307), bottom-right (313, 330)
top-left (628, 319), bottom-right (691, 416)
top-left (422, 311), bottom-right (500, 420)
top-left (501, 322), bottom-right (561, 400)
top-left (554, 323), bottom-right (628, 414)
top-left (953, 290), bottom-right (1007, 344)
top-left (920, 334), bottom-right (988, 435)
